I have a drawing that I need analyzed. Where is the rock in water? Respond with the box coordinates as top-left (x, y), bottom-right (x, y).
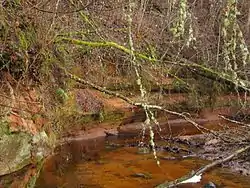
top-left (204, 181), bottom-right (217, 188)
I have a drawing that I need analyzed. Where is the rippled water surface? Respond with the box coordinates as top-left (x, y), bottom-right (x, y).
top-left (35, 136), bottom-right (250, 188)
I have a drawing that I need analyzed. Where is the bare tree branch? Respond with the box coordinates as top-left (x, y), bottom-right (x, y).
top-left (156, 145), bottom-right (250, 188)
top-left (57, 38), bottom-right (250, 92)
top-left (60, 66), bottom-right (220, 136)
top-left (219, 115), bottom-right (250, 128)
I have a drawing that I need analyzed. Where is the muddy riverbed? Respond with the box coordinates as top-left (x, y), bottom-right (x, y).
top-left (35, 134), bottom-right (250, 188)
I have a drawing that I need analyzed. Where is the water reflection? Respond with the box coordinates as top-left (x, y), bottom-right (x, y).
top-left (36, 136), bottom-right (250, 188)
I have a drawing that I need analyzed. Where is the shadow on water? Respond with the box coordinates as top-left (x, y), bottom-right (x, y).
top-left (35, 135), bottom-right (250, 188)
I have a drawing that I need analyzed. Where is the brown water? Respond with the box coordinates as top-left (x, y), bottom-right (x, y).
top-left (35, 136), bottom-right (250, 188)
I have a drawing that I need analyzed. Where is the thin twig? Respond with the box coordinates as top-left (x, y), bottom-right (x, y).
top-left (0, 93), bottom-right (41, 104)
top-left (219, 115), bottom-right (250, 128)
top-left (0, 103), bottom-right (38, 113)
top-left (46, 0), bottom-right (61, 37)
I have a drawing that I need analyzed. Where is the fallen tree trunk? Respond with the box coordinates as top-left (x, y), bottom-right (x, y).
top-left (155, 145), bottom-right (250, 188)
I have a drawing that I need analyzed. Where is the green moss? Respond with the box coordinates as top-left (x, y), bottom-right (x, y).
top-left (25, 160), bottom-right (45, 188)
top-left (56, 88), bottom-right (69, 104)
top-left (0, 120), bottom-right (11, 136)
top-left (0, 132), bottom-right (32, 176)
top-left (171, 79), bottom-right (190, 93)
top-left (102, 110), bottom-right (125, 122)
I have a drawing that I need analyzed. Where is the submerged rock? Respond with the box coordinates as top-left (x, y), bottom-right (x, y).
top-left (130, 173), bottom-right (152, 179)
top-left (137, 146), bottom-right (151, 154)
top-left (104, 129), bottom-right (118, 137)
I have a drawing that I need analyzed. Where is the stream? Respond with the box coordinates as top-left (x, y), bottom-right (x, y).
top-left (35, 135), bottom-right (250, 188)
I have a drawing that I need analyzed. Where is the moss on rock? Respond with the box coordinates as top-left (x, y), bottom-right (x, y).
top-left (0, 132), bottom-right (32, 176)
